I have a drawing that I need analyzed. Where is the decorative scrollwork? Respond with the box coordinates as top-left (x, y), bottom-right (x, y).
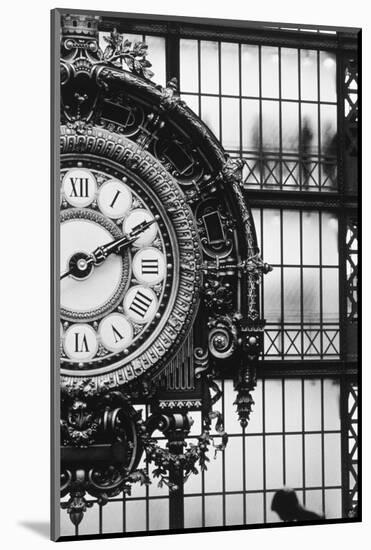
top-left (196, 198), bottom-right (235, 259)
top-left (61, 399), bottom-right (99, 447)
top-left (61, 394), bottom-right (149, 525)
top-left (208, 315), bottom-right (239, 360)
top-left (102, 29), bottom-right (154, 79)
top-left (194, 347), bottom-right (209, 378)
top-left (203, 276), bottom-right (234, 312)
top-left (234, 365), bottom-right (257, 428)
top-left (139, 410), bottom-right (228, 490)
top-left (221, 156), bottom-right (244, 185)
top-left (154, 136), bottom-right (204, 186)
top-left (159, 78), bottom-right (186, 111)
top-left (239, 253), bottom-right (273, 283)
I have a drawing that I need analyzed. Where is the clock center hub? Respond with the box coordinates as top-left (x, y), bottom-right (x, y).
top-left (68, 252), bottom-right (94, 280)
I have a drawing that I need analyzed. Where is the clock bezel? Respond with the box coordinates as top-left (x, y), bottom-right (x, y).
top-left (60, 127), bottom-right (202, 392)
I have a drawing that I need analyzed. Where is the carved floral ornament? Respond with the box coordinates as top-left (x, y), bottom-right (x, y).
top-left (58, 13), bottom-right (271, 527)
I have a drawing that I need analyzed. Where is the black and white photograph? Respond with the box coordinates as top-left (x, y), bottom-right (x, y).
top-left (50, 8), bottom-right (361, 541)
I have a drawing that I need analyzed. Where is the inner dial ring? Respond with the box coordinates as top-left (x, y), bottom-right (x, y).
top-left (60, 208), bottom-right (131, 322)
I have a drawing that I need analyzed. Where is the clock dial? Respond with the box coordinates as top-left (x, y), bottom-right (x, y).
top-left (60, 163), bottom-right (169, 372)
top-left (60, 128), bottom-right (202, 388)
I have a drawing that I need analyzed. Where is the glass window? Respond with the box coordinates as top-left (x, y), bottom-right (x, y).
top-left (261, 46), bottom-right (279, 98)
top-left (180, 39), bottom-right (199, 92)
top-left (221, 42), bottom-right (239, 95)
top-left (300, 50), bottom-right (318, 101)
top-left (222, 98), bottom-right (240, 149)
top-left (201, 96), bottom-right (220, 138)
top-left (145, 35), bottom-right (166, 86)
top-left (320, 51), bottom-right (337, 102)
top-left (241, 44), bottom-right (259, 97)
top-left (179, 39), bottom-right (339, 191)
top-left (200, 41), bottom-right (219, 93)
top-left (281, 48), bottom-right (299, 99)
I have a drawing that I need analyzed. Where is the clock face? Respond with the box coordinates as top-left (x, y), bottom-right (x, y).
top-left (59, 132), bottom-right (202, 389)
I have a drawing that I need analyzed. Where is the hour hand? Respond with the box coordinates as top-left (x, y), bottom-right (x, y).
top-left (91, 216), bottom-right (158, 266)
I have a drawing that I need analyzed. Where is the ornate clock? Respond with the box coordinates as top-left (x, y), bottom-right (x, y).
top-left (56, 12), bottom-right (270, 529)
top-left (60, 129), bottom-right (201, 391)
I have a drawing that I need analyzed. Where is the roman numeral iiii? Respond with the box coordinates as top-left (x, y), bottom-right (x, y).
top-left (129, 291), bottom-right (152, 317)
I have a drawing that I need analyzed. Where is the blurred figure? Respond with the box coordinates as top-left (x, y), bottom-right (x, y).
top-left (348, 504), bottom-right (358, 519)
top-left (271, 489), bottom-right (324, 522)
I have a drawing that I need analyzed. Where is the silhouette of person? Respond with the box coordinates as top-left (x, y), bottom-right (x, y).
top-left (271, 489), bottom-right (324, 522)
top-left (349, 504), bottom-right (358, 519)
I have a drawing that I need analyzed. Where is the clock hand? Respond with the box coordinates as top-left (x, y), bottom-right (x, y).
top-left (60, 216), bottom-right (158, 280)
top-left (61, 268), bottom-right (73, 280)
top-left (90, 216), bottom-right (159, 266)
top-left (60, 253), bottom-right (94, 280)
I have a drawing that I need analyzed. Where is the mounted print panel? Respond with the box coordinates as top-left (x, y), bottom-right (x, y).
top-left (51, 9), bottom-right (360, 541)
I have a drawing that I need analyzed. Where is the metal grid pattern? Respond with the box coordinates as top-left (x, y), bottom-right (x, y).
top-left (345, 218), bottom-right (358, 321)
top-left (60, 378), bottom-right (343, 535)
top-left (179, 40), bottom-right (337, 192)
top-left (343, 55), bottom-right (358, 159)
top-left (183, 379), bottom-right (342, 527)
top-left (252, 207), bottom-right (339, 359)
top-left (346, 382), bottom-right (358, 514)
top-left (59, 21), bottom-right (359, 537)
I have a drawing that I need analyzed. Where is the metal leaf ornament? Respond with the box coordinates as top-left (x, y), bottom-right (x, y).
top-left (103, 29), bottom-right (154, 79)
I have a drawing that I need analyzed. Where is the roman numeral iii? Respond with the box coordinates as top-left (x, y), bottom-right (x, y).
top-left (141, 258), bottom-right (159, 274)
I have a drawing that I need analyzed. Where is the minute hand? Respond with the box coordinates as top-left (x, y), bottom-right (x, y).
top-left (91, 217), bottom-right (157, 266)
